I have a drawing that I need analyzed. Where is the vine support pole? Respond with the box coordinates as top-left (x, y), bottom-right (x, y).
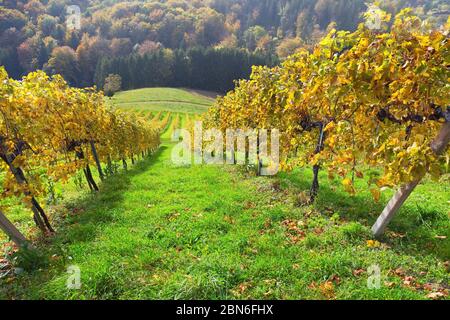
top-left (76, 150), bottom-right (99, 192)
top-left (0, 154), bottom-right (53, 233)
top-left (90, 140), bottom-right (104, 181)
top-left (256, 129), bottom-right (262, 176)
top-left (372, 121), bottom-right (450, 238)
top-left (310, 122), bottom-right (326, 203)
top-left (0, 210), bottom-right (28, 246)
top-left (84, 164), bottom-right (99, 191)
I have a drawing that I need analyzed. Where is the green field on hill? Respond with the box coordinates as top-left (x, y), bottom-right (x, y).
top-left (110, 88), bottom-right (216, 114)
top-left (1, 88), bottom-right (448, 300)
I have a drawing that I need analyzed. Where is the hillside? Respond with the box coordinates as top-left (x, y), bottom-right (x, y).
top-left (110, 88), bottom-right (217, 114)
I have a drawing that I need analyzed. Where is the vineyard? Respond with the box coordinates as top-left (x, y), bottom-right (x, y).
top-left (110, 88), bottom-right (216, 114)
top-left (204, 9), bottom-right (450, 235)
top-left (0, 10), bottom-right (449, 301)
top-left (0, 69), bottom-right (160, 240)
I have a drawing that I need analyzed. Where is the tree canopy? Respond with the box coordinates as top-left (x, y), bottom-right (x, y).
top-left (0, 0), bottom-right (447, 88)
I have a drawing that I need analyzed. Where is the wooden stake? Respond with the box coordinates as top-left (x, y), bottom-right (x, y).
top-left (372, 121), bottom-right (450, 237)
top-left (0, 210), bottom-right (27, 246)
top-left (90, 140), bottom-right (104, 181)
top-left (310, 122), bottom-right (326, 203)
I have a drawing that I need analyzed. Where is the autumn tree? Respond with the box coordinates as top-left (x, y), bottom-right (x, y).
top-left (65, 30), bottom-right (81, 49)
top-left (0, 67), bottom-right (160, 235)
top-left (76, 34), bottom-right (111, 86)
top-left (195, 8), bottom-right (226, 47)
top-left (17, 35), bottom-right (48, 73)
top-left (23, 0), bottom-right (46, 21)
top-left (137, 40), bottom-right (162, 56)
top-left (276, 37), bottom-right (304, 59)
top-left (110, 37), bottom-right (133, 57)
top-left (0, 7), bottom-right (27, 33)
top-left (103, 73), bottom-right (122, 97)
top-left (243, 25), bottom-right (268, 52)
top-left (45, 46), bottom-right (79, 86)
top-left (37, 14), bottom-right (59, 37)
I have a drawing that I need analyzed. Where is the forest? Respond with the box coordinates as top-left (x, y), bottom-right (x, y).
top-left (0, 0), bottom-right (448, 90)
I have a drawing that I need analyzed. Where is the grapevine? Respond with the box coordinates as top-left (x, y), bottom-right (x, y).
top-left (204, 10), bottom-right (449, 204)
top-left (0, 68), bottom-right (160, 237)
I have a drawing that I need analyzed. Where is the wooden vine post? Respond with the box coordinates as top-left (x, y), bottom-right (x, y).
top-left (0, 140), bottom-right (54, 233)
top-left (0, 210), bottom-right (28, 246)
top-left (372, 121), bottom-right (450, 238)
top-left (90, 140), bottom-right (105, 181)
top-left (75, 149), bottom-right (99, 192)
top-left (310, 122), bottom-right (326, 203)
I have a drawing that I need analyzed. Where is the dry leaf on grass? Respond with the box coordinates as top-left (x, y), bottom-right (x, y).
top-left (353, 268), bottom-right (365, 277)
top-left (403, 276), bottom-right (415, 287)
top-left (319, 281), bottom-right (335, 300)
top-left (426, 292), bottom-right (447, 300)
top-left (367, 240), bottom-right (381, 248)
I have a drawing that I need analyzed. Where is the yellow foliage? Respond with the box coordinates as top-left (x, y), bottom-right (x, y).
top-left (204, 10), bottom-right (449, 197)
top-left (0, 68), bottom-right (160, 209)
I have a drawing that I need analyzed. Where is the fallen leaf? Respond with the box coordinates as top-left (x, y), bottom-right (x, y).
top-left (319, 281), bottom-right (335, 300)
top-left (403, 276), bottom-right (415, 287)
top-left (238, 282), bottom-right (249, 293)
top-left (423, 283), bottom-right (436, 291)
top-left (353, 269), bottom-right (365, 277)
top-left (389, 231), bottom-right (406, 238)
top-left (244, 201), bottom-right (255, 209)
top-left (314, 227), bottom-right (324, 235)
top-left (367, 240), bottom-right (381, 248)
top-left (426, 292), bottom-right (446, 300)
top-left (394, 267), bottom-right (405, 276)
top-left (370, 188), bottom-right (381, 202)
top-left (330, 274), bottom-right (341, 285)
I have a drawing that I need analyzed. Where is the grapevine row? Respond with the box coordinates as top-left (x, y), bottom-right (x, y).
top-left (0, 68), bottom-right (160, 238)
top-left (204, 10), bottom-right (449, 207)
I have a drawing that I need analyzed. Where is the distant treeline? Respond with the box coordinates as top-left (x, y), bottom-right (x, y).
top-left (94, 47), bottom-right (278, 93)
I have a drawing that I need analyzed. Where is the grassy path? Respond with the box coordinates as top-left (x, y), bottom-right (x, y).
top-left (2, 137), bottom-right (448, 300)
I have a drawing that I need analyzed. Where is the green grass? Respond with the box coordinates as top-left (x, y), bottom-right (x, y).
top-left (110, 88), bottom-right (215, 114)
top-left (1, 140), bottom-right (448, 299)
top-left (1, 88), bottom-right (448, 300)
